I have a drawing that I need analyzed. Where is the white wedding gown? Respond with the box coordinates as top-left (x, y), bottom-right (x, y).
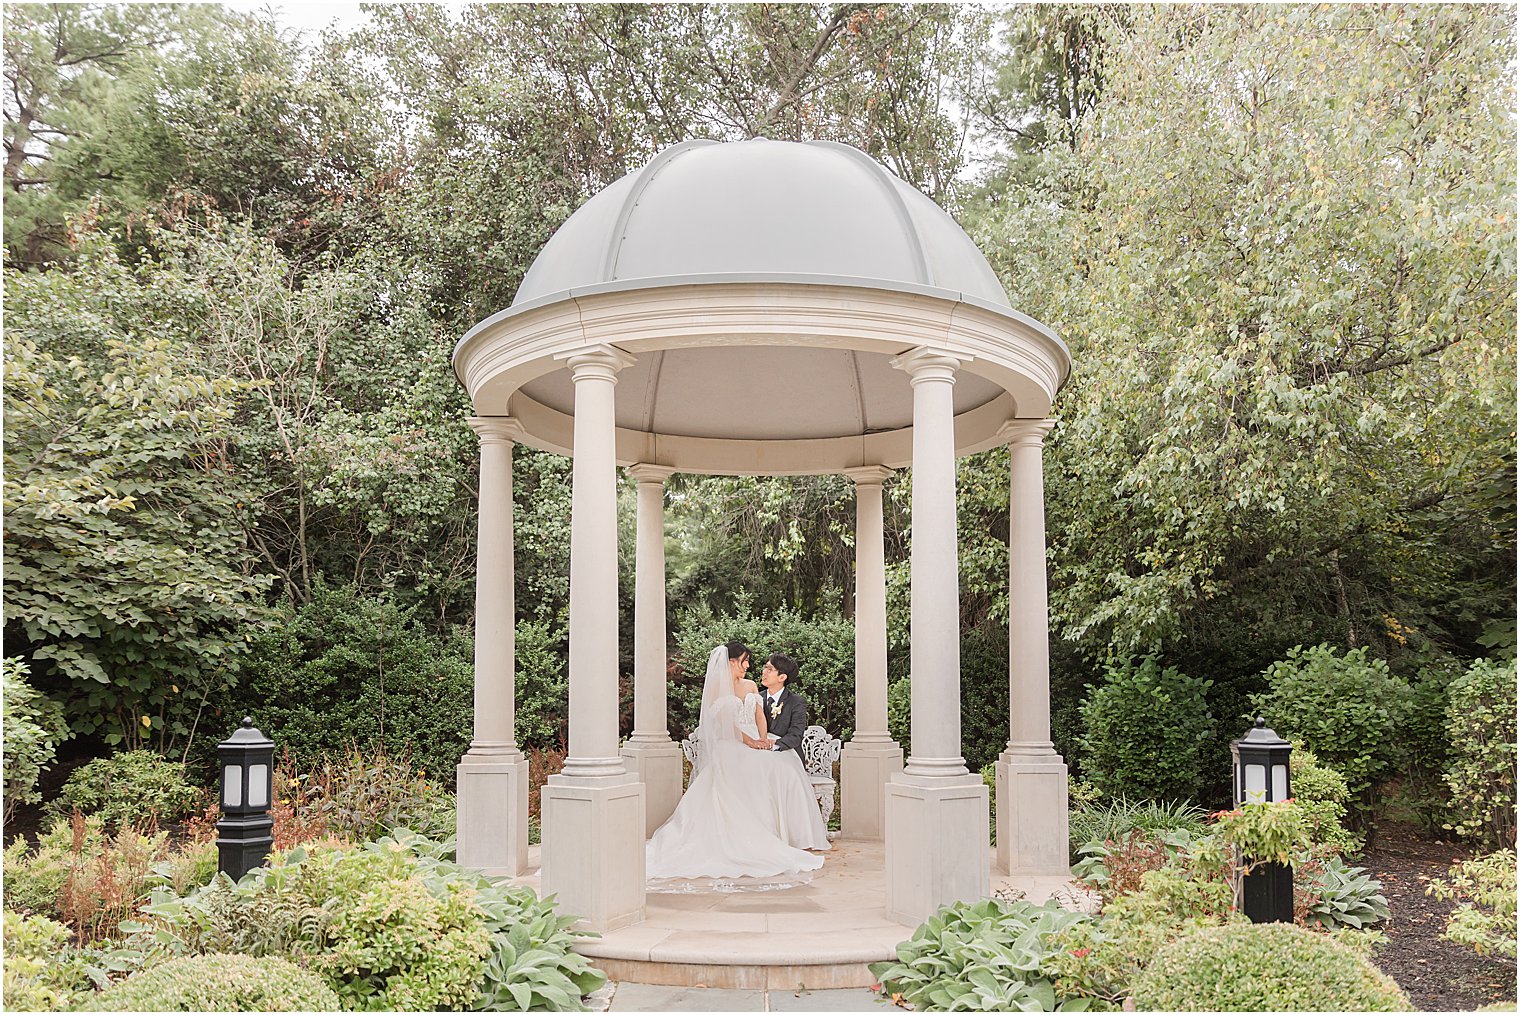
top-left (646, 690), bottom-right (831, 881)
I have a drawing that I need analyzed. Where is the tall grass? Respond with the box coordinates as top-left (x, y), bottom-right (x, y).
top-left (1068, 798), bottom-right (1209, 863)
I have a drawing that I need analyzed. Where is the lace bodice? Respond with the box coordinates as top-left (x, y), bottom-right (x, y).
top-left (734, 692), bottom-right (761, 739)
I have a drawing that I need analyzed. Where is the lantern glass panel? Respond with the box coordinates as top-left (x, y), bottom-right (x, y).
top-left (1271, 763), bottom-right (1288, 801)
top-left (1244, 763), bottom-right (1267, 804)
top-left (249, 764), bottom-right (269, 807)
top-left (223, 766), bottom-right (243, 807)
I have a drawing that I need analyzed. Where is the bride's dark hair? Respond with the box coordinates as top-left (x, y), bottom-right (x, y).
top-left (724, 641), bottom-right (752, 667)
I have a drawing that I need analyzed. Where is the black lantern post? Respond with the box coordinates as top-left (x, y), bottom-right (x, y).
top-left (216, 717), bottom-right (275, 881)
top-left (1231, 718), bottom-right (1294, 923)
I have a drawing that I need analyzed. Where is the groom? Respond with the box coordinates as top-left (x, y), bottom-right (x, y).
top-left (753, 653), bottom-right (807, 758)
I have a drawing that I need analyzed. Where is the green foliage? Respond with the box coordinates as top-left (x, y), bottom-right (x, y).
top-left (868, 898), bottom-right (1091, 1012)
top-left (1302, 857), bottom-right (1390, 930)
top-left (1441, 657), bottom-right (1518, 847)
top-left (1067, 798), bottom-right (1209, 866)
top-left (1213, 800), bottom-right (1312, 867)
top-left (972, 4), bottom-right (1515, 668)
top-left (1250, 645), bottom-right (1412, 811)
top-left (671, 603), bottom-right (856, 740)
top-left (3, 657), bottom-right (71, 821)
top-left (4, 250), bottom-right (272, 750)
top-left (513, 618), bottom-right (569, 749)
top-left (2, 816), bottom-right (169, 941)
top-left (1426, 850), bottom-right (1517, 960)
top-left (48, 751), bottom-right (202, 831)
top-left (85, 954), bottom-right (341, 1012)
top-left (3, 910), bottom-right (77, 1012)
top-left (206, 582), bottom-right (474, 779)
top-left (1289, 743), bottom-right (1364, 856)
top-left (1131, 923), bottom-right (1412, 1012)
top-left (125, 832), bottom-right (605, 1011)
top-left (1079, 656), bottom-right (1214, 803)
top-left (298, 747), bottom-right (449, 844)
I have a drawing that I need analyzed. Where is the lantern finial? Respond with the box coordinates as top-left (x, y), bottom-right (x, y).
top-left (243, 716), bottom-right (254, 728)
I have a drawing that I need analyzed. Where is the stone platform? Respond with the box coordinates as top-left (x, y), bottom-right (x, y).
top-left (510, 838), bottom-right (1087, 990)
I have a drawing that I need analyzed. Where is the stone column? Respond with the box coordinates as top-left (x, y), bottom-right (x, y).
top-left (620, 464), bottom-right (683, 836)
top-left (456, 416), bottom-right (530, 876)
top-left (883, 347), bottom-right (989, 926)
top-left (995, 419), bottom-right (1070, 875)
top-left (840, 466), bottom-right (903, 840)
top-left (540, 344), bottom-right (646, 932)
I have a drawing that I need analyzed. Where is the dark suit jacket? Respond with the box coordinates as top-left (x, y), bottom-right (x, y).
top-left (763, 686), bottom-right (808, 755)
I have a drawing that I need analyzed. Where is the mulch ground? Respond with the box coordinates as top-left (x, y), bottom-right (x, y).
top-left (1361, 823), bottom-right (1516, 1012)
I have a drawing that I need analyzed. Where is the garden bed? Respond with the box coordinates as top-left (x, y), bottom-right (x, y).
top-left (1362, 823), bottom-right (1516, 1012)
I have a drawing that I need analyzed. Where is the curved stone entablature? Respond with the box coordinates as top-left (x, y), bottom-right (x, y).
top-left (452, 280), bottom-right (1069, 475)
top-left (451, 139), bottom-right (1071, 477)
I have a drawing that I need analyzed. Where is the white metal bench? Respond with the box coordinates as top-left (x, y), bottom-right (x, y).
top-left (680, 724), bottom-right (843, 825)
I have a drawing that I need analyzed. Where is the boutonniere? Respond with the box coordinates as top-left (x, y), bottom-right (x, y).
top-left (770, 701), bottom-right (783, 719)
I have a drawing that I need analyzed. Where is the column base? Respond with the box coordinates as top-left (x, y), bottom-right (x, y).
top-left (994, 747), bottom-right (1070, 877)
top-left (884, 771), bottom-right (989, 926)
top-left (456, 749), bottom-right (530, 876)
top-left (840, 738), bottom-right (903, 840)
top-left (620, 738), bottom-right (685, 837)
top-left (541, 772), bottom-right (646, 932)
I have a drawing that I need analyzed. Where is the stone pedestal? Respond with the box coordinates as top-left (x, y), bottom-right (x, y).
top-left (620, 739), bottom-right (685, 836)
top-left (884, 772), bottom-right (990, 926)
top-left (541, 773), bottom-right (647, 932)
top-left (994, 750), bottom-right (1069, 876)
top-left (456, 751), bottom-right (530, 875)
top-left (840, 741), bottom-right (904, 841)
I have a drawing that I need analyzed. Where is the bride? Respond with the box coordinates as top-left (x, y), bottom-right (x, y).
top-left (645, 642), bottom-right (831, 880)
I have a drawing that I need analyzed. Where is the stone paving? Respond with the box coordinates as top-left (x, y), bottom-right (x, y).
top-left (604, 982), bottom-right (891, 1011)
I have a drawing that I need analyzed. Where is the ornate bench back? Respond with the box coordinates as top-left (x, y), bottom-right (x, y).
top-left (680, 725), bottom-right (840, 780)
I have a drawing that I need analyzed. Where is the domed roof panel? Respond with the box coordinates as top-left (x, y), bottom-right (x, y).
top-left (510, 139), bottom-right (1012, 308)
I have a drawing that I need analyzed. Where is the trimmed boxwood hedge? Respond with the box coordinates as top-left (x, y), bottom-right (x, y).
top-left (1132, 922), bottom-right (1411, 1012)
top-left (86, 954), bottom-right (340, 1012)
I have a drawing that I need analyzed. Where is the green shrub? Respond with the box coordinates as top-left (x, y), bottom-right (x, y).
top-left (297, 747), bottom-right (446, 843)
top-left (1079, 656), bottom-right (1214, 802)
top-left (1302, 856), bottom-right (1390, 929)
top-left (4, 910), bottom-right (77, 1011)
top-left (868, 898), bottom-right (1089, 1011)
top-left (1212, 798), bottom-right (1312, 866)
top-left (1426, 849), bottom-right (1516, 959)
top-left (201, 581), bottom-right (476, 780)
top-left (2, 816), bottom-right (170, 941)
top-left (1047, 878), bottom-right (1242, 1009)
top-left (1250, 644), bottom-right (1412, 814)
top-left (1132, 923), bottom-right (1412, 1011)
top-left (47, 751), bottom-right (202, 831)
top-left (126, 832), bottom-right (605, 1011)
top-left (86, 954), bottom-right (340, 1011)
top-left (886, 673), bottom-right (911, 753)
top-left (1442, 658), bottom-right (1517, 848)
top-left (3, 657), bottom-right (71, 823)
top-left (1068, 798), bottom-right (1209, 864)
top-left (672, 604), bottom-right (856, 739)
top-left (1290, 743), bottom-right (1364, 855)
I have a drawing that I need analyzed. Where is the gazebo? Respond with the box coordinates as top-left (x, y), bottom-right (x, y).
top-left (451, 138), bottom-right (1072, 934)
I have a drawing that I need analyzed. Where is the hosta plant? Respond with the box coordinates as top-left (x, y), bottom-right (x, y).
top-left (1301, 856), bottom-right (1390, 929)
top-left (868, 898), bottom-right (1091, 1011)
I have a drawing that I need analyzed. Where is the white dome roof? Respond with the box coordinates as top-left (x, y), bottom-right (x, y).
top-left (512, 138), bottom-right (1011, 309)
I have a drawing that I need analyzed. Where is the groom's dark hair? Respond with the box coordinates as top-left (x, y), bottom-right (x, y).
top-left (725, 641), bottom-right (752, 667)
top-left (768, 653), bottom-right (799, 683)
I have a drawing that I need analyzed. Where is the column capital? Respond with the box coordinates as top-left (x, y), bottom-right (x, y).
top-left (556, 343), bottom-right (636, 381)
top-left (998, 418), bottom-right (1057, 449)
top-left (890, 346), bottom-right (963, 385)
top-left (843, 465), bottom-right (895, 486)
top-left (627, 463), bottom-right (677, 485)
top-left (468, 416), bottom-right (525, 444)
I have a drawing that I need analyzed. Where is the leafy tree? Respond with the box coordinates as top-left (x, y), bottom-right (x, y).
top-left (3, 240), bottom-right (270, 750)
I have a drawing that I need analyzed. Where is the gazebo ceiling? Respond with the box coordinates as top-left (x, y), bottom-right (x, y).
top-left (452, 138), bottom-right (1071, 476)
